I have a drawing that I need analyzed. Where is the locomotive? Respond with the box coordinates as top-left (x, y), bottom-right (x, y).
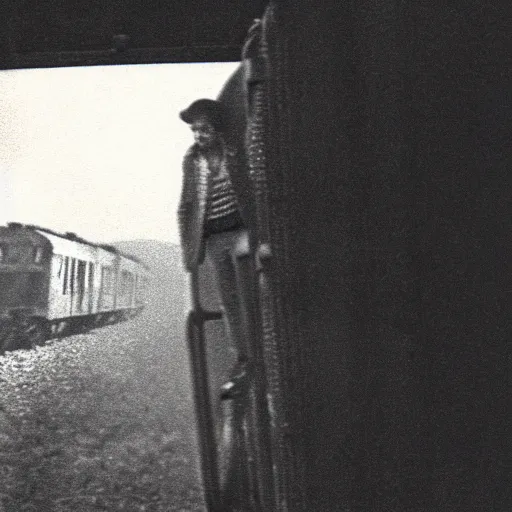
top-left (0, 222), bottom-right (149, 354)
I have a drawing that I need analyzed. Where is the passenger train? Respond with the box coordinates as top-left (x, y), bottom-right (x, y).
top-left (0, 223), bottom-right (149, 354)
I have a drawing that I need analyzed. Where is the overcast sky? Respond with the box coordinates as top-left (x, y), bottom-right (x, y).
top-left (0, 62), bottom-right (239, 245)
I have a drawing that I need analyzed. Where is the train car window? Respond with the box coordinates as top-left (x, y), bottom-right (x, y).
top-left (0, 243), bottom-right (5, 262)
top-left (121, 270), bottom-right (127, 295)
top-left (33, 246), bottom-right (43, 263)
top-left (70, 258), bottom-right (76, 295)
top-left (101, 266), bottom-right (107, 294)
top-left (57, 255), bottom-right (63, 277)
top-left (102, 266), bottom-right (113, 296)
top-left (77, 260), bottom-right (86, 292)
top-left (120, 270), bottom-right (133, 298)
top-left (88, 262), bottom-right (94, 289)
top-left (98, 265), bottom-right (103, 293)
top-left (62, 256), bottom-right (69, 294)
top-left (76, 260), bottom-right (86, 308)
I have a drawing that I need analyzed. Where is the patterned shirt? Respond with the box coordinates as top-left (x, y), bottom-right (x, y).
top-left (206, 171), bottom-right (239, 220)
top-left (204, 154), bottom-right (243, 235)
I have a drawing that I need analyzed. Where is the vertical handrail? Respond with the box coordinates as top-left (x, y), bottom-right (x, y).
top-left (233, 240), bottom-right (275, 512)
top-left (187, 270), bottom-right (223, 511)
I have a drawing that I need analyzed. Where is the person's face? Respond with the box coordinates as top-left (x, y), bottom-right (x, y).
top-left (190, 117), bottom-right (217, 148)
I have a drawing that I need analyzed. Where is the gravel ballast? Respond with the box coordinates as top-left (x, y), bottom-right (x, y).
top-left (0, 307), bottom-right (205, 512)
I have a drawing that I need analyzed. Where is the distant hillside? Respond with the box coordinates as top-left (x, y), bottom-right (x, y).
top-left (113, 239), bottom-right (181, 272)
top-left (112, 239), bottom-right (189, 317)
top-left (113, 239), bottom-right (221, 316)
